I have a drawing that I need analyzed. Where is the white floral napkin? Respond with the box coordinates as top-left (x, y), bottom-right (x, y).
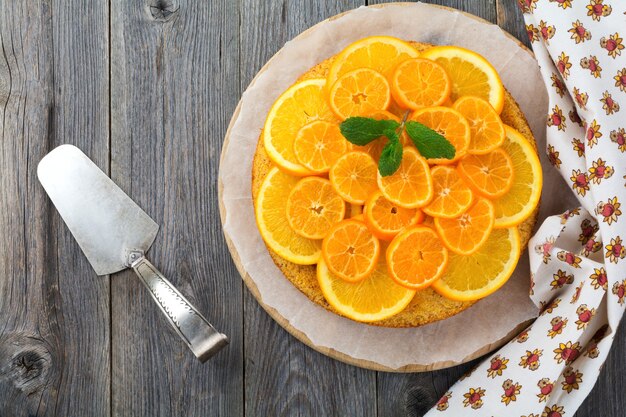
top-left (426, 1), bottom-right (625, 415)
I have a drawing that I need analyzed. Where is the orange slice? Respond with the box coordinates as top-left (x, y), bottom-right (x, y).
top-left (364, 190), bottom-right (424, 241)
top-left (492, 126), bottom-right (543, 227)
top-left (432, 227), bottom-right (520, 301)
top-left (377, 147), bottom-right (433, 209)
top-left (434, 198), bottom-right (495, 255)
top-left (420, 46), bottom-right (505, 114)
top-left (293, 121), bottom-right (347, 173)
top-left (264, 79), bottom-right (337, 175)
top-left (286, 177), bottom-right (346, 239)
top-left (457, 148), bottom-right (514, 198)
top-left (452, 96), bottom-right (505, 154)
top-left (423, 165), bottom-right (474, 218)
top-left (349, 110), bottom-right (410, 160)
top-left (255, 167), bottom-right (321, 264)
top-left (391, 58), bottom-right (451, 110)
top-left (409, 106), bottom-right (470, 164)
top-left (322, 219), bottom-right (380, 282)
top-left (327, 36), bottom-right (419, 92)
top-left (317, 255), bottom-right (416, 322)
top-left (386, 226), bottom-right (448, 290)
top-left (329, 68), bottom-right (391, 119)
top-left (329, 151), bottom-right (378, 204)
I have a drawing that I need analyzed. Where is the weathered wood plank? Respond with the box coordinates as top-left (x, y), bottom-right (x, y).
top-left (110, 0), bottom-right (243, 415)
top-left (0, 1), bottom-right (110, 416)
top-left (496, 0), bottom-right (531, 49)
top-left (239, 1), bottom-right (377, 416)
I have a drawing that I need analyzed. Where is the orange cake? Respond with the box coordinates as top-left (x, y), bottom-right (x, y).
top-left (252, 38), bottom-right (541, 327)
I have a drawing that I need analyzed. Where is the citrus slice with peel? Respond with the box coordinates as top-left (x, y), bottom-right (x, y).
top-left (264, 79), bottom-right (337, 175)
top-left (286, 177), bottom-right (345, 239)
top-left (431, 227), bottom-right (520, 301)
top-left (293, 121), bottom-right (347, 173)
top-left (329, 151), bottom-right (378, 204)
top-left (457, 148), bottom-right (514, 198)
top-left (386, 226), bottom-right (448, 290)
top-left (322, 219), bottom-right (380, 282)
top-left (493, 126), bottom-right (543, 227)
top-left (349, 110), bottom-right (410, 160)
top-left (420, 46), bottom-right (505, 114)
top-left (453, 96), bottom-right (505, 154)
top-left (391, 58), bottom-right (451, 110)
top-left (423, 165), bottom-right (474, 218)
top-left (329, 68), bottom-right (391, 119)
top-left (317, 257), bottom-right (416, 322)
top-left (364, 190), bottom-right (424, 241)
top-left (434, 198), bottom-right (495, 255)
top-left (377, 147), bottom-right (433, 209)
top-left (255, 167), bottom-right (321, 264)
top-left (327, 36), bottom-right (419, 92)
top-left (409, 106), bottom-right (470, 164)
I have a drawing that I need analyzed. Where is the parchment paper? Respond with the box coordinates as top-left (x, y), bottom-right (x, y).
top-left (219, 3), bottom-right (580, 371)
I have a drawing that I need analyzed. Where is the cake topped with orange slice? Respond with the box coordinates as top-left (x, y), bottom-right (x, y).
top-left (252, 36), bottom-right (542, 326)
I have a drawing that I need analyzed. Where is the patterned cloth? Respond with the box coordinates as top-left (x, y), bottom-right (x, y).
top-left (426, 1), bottom-right (625, 415)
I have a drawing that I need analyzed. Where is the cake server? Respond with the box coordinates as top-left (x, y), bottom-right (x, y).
top-left (37, 144), bottom-right (228, 362)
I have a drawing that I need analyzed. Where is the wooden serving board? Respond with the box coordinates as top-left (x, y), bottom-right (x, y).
top-left (219, 2), bottom-right (552, 372)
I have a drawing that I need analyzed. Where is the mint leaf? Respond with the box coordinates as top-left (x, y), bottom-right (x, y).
top-left (405, 121), bottom-right (456, 160)
top-left (340, 117), bottom-right (400, 146)
top-left (378, 130), bottom-right (403, 176)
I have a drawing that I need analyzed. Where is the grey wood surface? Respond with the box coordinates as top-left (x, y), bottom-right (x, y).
top-left (0, 1), bottom-right (623, 416)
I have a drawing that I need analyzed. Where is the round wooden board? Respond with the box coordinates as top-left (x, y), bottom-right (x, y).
top-left (219, 3), bottom-right (539, 372)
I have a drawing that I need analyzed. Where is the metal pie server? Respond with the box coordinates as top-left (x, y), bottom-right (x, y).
top-left (37, 144), bottom-right (228, 362)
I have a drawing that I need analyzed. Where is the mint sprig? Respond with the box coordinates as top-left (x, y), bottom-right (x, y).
top-left (339, 112), bottom-right (455, 176)
top-left (405, 121), bottom-right (456, 160)
top-left (339, 117), bottom-right (400, 146)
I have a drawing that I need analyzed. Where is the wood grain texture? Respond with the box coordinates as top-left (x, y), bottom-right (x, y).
top-left (497, 0), bottom-right (531, 50)
top-left (239, 2), bottom-right (377, 417)
top-left (110, 0), bottom-right (243, 416)
top-left (0, 1), bottom-right (110, 416)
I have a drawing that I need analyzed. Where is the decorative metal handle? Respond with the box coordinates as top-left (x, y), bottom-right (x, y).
top-left (130, 256), bottom-right (228, 362)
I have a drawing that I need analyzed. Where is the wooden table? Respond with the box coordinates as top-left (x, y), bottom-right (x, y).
top-left (0, 1), bottom-right (623, 416)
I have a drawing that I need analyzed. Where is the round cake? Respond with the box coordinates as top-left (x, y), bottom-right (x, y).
top-left (252, 41), bottom-right (539, 327)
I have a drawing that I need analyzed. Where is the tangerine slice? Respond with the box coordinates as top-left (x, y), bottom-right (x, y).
top-left (386, 226), bottom-right (448, 290)
top-left (409, 106), bottom-right (470, 164)
top-left (286, 177), bottom-right (346, 239)
top-left (377, 147), bottom-right (433, 209)
top-left (255, 167), bottom-right (321, 264)
top-left (264, 79), bottom-right (337, 175)
top-left (423, 165), bottom-right (474, 218)
top-left (391, 58), bottom-right (451, 110)
top-left (420, 46), bottom-right (505, 114)
top-left (293, 121), bottom-right (347, 174)
top-left (348, 110), bottom-right (410, 160)
top-left (329, 68), bottom-right (391, 119)
top-left (457, 148), bottom-right (514, 198)
top-left (329, 151), bottom-right (378, 204)
top-left (317, 256), bottom-right (416, 322)
top-left (364, 190), bottom-right (424, 241)
top-left (453, 96), bottom-right (505, 155)
top-left (432, 227), bottom-right (520, 301)
top-left (327, 36), bottom-right (419, 92)
top-left (434, 198), bottom-right (495, 255)
top-left (492, 126), bottom-right (543, 227)
top-left (322, 219), bottom-right (380, 282)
